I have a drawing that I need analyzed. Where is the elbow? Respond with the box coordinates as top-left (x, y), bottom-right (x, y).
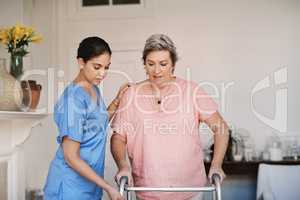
top-left (64, 152), bottom-right (79, 168)
top-left (110, 133), bottom-right (127, 154)
top-left (111, 132), bottom-right (127, 144)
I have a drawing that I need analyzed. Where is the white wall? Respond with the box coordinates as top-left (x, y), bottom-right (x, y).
top-left (0, 0), bottom-right (24, 63)
top-left (0, 0), bottom-right (299, 199)
top-left (0, 0), bottom-right (59, 193)
top-left (21, 0), bottom-right (59, 192)
top-left (55, 0), bottom-right (300, 148)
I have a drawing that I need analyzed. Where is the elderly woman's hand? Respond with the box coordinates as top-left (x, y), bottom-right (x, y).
top-left (208, 165), bottom-right (226, 184)
top-left (115, 164), bottom-right (134, 186)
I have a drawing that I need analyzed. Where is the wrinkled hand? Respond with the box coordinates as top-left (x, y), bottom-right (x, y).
top-left (115, 165), bottom-right (134, 186)
top-left (208, 165), bottom-right (226, 184)
top-left (107, 186), bottom-right (124, 200)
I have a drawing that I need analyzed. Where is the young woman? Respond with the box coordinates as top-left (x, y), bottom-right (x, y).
top-left (44, 37), bottom-right (127, 200)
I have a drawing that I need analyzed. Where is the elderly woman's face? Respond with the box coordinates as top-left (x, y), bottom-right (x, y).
top-left (144, 50), bottom-right (174, 87)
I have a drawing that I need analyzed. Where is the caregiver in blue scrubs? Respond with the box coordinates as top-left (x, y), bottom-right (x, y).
top-left (44, 37), bottom-right (126, 200)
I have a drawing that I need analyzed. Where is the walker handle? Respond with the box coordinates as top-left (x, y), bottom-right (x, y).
top-left (212, 173), bottom-right (222, 200)
top-left (119, 176), bottom-right (128, 196)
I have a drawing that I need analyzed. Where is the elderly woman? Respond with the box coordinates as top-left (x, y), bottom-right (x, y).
top-left (111, 34), bottom-right (229, 200)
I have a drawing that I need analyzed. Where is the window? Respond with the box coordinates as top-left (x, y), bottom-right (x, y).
top-left (82, 0), bottom-right (109, 6)
top-left (69, 0), bottom-right (153, 20)
top-left (82, 0), bottom-right (140, 7)
top-left (112, 0), bottom-right (140, 5)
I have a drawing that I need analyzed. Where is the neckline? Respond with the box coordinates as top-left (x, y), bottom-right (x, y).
top-left (71, 82), bottom-right (100, 106)
top-left (149, 76), bottom-right (178, 112)
top-left (149, 76), bottom-right (178, 95)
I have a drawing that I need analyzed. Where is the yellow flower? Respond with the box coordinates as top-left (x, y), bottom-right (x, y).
top-left (0, 29), bottom-right (9, 44)
top-left (13, 24), bottom-right (24, 41)
top-left (0, 24), bottom-right (42, 55)
top-left (25, 27), bottom-right (34, 39)
top-left (30, 35), bottom-right (43, 43)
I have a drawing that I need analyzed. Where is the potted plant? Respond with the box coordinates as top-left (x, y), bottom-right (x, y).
top-left (0, 24), bottom-right (42, 111)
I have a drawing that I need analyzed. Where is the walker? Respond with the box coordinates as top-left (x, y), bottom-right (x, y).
top-left (119, 173), bottom-right (222, 200)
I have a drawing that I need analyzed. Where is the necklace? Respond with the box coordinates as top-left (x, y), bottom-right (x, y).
top-left (149, 77), bottom-right (176, 111)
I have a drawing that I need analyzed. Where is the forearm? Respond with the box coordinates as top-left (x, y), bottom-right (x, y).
top-left (107, 98), bottom-right (119, 121)
top-left (65, 156), bottom-right (111, 192)
top-left (211, 124), bottom-right (229, 167)
top-left (204, 112), bottom-right (230, 167)
top-left (110, 133), bottom-right (129, 169)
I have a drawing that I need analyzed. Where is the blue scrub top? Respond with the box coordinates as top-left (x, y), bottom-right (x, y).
top-left (44, 83), bottom-right (109, 200)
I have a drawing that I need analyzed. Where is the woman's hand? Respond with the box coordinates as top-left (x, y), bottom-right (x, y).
top-left (113, 83), bottom-right (132, 106)
top-left (208, 165), bottom-right (226, 184)
top-left (108, 83), bottom-right (132, 121)
top-left (106, 186), bottom-right (124, 200)
top-left (115, 165), bottom-right (134, 186)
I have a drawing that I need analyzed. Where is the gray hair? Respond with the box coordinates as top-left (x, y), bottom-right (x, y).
top-left (142, 34), bottom-right (178, 66)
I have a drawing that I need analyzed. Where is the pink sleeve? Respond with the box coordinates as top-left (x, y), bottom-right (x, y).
top-left (111, 87), bottom-right (135, 141)
top-left (193, 84), bottom-right (218, 121)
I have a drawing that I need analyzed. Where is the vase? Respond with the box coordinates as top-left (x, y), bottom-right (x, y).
top-left (10, 54), bottom-right (24, 79)
top-left (0, 58), bottom-right (23, 111)
top-left (21, 80), bottom-right (42, 111)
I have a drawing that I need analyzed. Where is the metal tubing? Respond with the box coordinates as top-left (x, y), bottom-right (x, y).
top-left (119, 176), bottom-right (128, 196)
top-left (127, 190), bottom-right (131, 200)
top-left (125, 186), bottom-right (215, 192)
top-left (119, 173), bottom-right (222, 200)
top-left (212, 173), bottom-right (221, 200)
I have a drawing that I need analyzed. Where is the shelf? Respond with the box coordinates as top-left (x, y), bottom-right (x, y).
top-left (0, 110), bottom-right (48, 120)
top-left (205, 160), bottom-right (300, 176)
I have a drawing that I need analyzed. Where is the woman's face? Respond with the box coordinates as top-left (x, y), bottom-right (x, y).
top-left (144, 50), bottom-right (174, 87)
top-left (78, 53), bottom-right (111, 85)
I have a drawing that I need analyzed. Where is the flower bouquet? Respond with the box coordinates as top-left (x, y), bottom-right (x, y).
top-left (0, 24), bottom-right (42, 79)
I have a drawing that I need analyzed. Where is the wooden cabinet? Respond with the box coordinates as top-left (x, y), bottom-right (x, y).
top-left (205, 160), bottom-right (300, 177)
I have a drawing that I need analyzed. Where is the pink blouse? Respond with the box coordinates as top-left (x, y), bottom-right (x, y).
top-left (112, 77), bottom-right (218, 200)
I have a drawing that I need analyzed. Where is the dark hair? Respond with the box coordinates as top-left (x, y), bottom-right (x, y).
top-left (77, 36), bottom-right (112, 62)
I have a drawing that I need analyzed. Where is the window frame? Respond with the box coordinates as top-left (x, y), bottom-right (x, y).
top-left (82, 0), bottom-right (142, 7)
top-left (67, 0), bottom-right (153, 20)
